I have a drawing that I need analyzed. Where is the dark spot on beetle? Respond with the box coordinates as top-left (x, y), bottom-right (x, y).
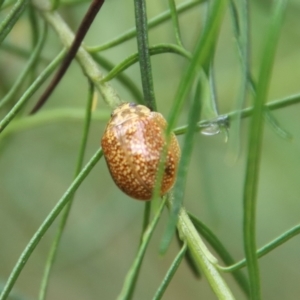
top-left (164, 164), bottom-right (173, 176)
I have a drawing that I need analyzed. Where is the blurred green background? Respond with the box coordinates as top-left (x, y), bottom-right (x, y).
top-left (1, 0), bottom-right (300, 299)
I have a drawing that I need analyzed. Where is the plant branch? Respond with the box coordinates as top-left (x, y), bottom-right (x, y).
top-left (34, 0), bottom-right (122, 110)
top-left (177, 207), bottom-right (235, 299)
top-left (30, 0), bottom-right (105, 114)
top-left (31, 0), bottom-right (122, 109)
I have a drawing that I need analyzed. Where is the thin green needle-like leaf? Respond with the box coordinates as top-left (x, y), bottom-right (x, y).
top-left (100, 44), bottom-right (191, 83)
top-left (160, 78), bottom-right (201, 254)
top-left (0, 23), bottom-right (48, 109)
top-left (188, 213), bottom-right (250, 296)
top-left (160, 0), bottom-right (226, 254)
top-left (38, 82), bottom-right (95, 300)
top-left (153, 244), bottom-right (187, 300)
top-left (0, 49), bottom-right (65, 134)
top-left (168, 0), bottom-right (184, 47)
top-left (28, 4), bottom-right (39, 48)
top-left (87, 0), bottom-right (206, 52)
top-left (134, 0), bottom-right (156, 111)
top-left (220, 224), bottom-right (300, 272)
top-left (0, 148), bottom-right (103, 300)
top-left (227, 0), bottom-right (250, 163)
top-left (0, 0), bottom-right (29, 45)
top-left (243, 1), bottom-right (287, 299)
top-left (264, 109), bottom-right (292, 140)
top-left (116, 198), bottom-right (166, 300)
top-left (28, 4), bottom-right (40, 82)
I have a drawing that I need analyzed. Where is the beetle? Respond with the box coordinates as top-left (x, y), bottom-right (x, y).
top-left (101, 102), bottom-right (180, 200)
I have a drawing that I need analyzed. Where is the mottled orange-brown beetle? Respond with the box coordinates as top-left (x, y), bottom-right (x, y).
top-left (101, 102), bottom-right (180, 200)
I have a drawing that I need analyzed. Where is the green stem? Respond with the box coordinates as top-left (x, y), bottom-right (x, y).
top-left (189, 213), bottom-right (250, 296)
top-left (134, 0), bottom-right (156, 111)
top-left (177, 207), bottom-right (235, 299)
top-left (0, 148), bottom-right (103, 300)
top-left (38, 82), bottom-right (94, 300)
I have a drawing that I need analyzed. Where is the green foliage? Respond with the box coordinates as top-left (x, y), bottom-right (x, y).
top-left (0, 0), bottom-right (300, 299)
